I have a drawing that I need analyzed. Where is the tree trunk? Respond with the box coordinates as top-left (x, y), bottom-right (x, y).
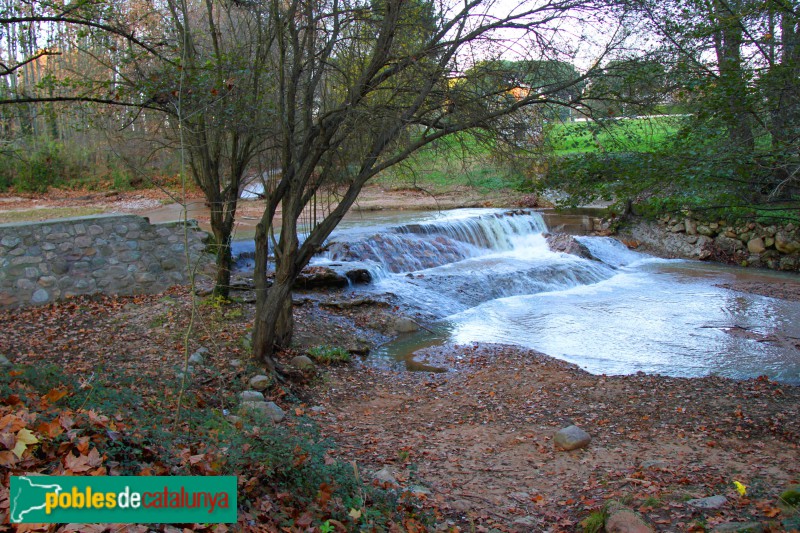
top-left (251, 256), bottom-right (295, 368)
top-left (713, 0), bottom-right (754, 152)
top-left (251, 204), bottom-right (297, 369)
top-left (211, 234), bottom-right (232, 298)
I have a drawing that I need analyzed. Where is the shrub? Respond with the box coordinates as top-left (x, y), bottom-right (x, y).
top-left (307, 345), bottom-right (352, 365)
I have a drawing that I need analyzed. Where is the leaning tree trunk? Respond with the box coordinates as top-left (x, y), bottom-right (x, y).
top-left (251, 209), bottom-right (298, 369)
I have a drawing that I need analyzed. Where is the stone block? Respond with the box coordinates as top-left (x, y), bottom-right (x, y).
top-left (73, 235), bottom-right (92, 248)
top-left (16, 279), bottom-right (35, 290)
top-left (1, 235), bottom-right (21, 247)
top-left (38, 276), bottom-right (57, 288)
top-left (31, 289), bottom-right (50, 304)
top-left (10, 256), bottom-right (41, 266)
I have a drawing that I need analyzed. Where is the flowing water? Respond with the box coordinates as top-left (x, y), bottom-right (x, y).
top-left (236, 208), bottom-right (800, 383)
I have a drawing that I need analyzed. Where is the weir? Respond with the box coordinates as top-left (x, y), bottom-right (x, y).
top-left (324, 210), bottom-right (550, 274)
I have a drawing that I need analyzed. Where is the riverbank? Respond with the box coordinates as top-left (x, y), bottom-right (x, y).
top-left (0, 184), bottom-right (525, 225)
top-left (2, 280), bottom-right (799, 531)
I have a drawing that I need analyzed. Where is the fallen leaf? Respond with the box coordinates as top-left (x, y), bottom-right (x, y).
top-left (43, 387), bottom-right (69, 404)
top-left (64, 452), bottom-right (92, 472)
top-left (12, 428), bottom-right (39, 459)
top-left (0, 450), bottom-right (18, 467)
top-left (36, 419), bottom-right (64, 438)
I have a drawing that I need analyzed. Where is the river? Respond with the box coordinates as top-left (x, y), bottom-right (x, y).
top-left (168, 205), bottom-right (800, 384)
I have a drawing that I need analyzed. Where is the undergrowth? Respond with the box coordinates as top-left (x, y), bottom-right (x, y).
top-left (0, 362), bottom-right (425, 530)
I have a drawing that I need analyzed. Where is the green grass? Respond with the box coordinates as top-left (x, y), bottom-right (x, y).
top-left (546, 116), bottom-right (683, 155)
top-left (376, 132), bottom-right (531, 193)
top-left (375, 118), bottom-right (684, 195)
top-left (307, 345), bottom-right (352, 365)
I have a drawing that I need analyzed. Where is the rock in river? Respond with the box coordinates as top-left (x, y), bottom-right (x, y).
top-left (545, 233), bottom-right (595, 260)
top-left (293, 266), bottom-right (348, 289)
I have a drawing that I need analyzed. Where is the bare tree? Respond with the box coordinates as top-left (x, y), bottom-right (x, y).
top-left (136, 0), bottom-right (279, 297)
top-left (250, 0), bottom-right (614, 369)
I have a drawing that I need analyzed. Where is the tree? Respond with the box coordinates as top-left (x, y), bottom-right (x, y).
top-left (632, 0), bottom-right (800, 200)
top-left (586, 58), bottom-right (670, 117)
top-left (129, 0), bottom-right (280, 297)
top-left (0, 0), bottom-right (173, 192)
top-left (250, 0), bottom-right (615, 369)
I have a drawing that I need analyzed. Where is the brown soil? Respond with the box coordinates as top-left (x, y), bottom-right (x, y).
top-left (718, 281), bottom-right (800, 302)
top-left (310, 344), bottom-right (799, 531)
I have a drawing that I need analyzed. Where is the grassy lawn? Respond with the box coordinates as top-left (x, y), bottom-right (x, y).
top-left (376, 132), bottom-right (532, 193)
top-left (545, 116), bottom-right (684, 155)
top-left (375, 117), bottom-right (685, 194)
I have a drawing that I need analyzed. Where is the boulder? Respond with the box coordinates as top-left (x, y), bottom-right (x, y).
top-left (188, 347), bottom-right (207, 365)
top-left (294, 266), bottom-right (348, 289)
top-left (239, 390), bottom-right (265, 402)
top-left (775, 232), bottom-right (800, 254)
top-left (780, 254), bottom-right (799, 271)
top-left (249, 374), bottom-right (273, 391)
top-left (0, 354), bottom-right (11, 367)
top-left (345, 268), bottom-right (373, 284)
top-left (545, 233), bottom-right (595, 260)
top-left (715, 235), bottom-right (744, 254)
top-left (390, 317), bottom-right (420, 334)
top-left (605, 507), bottom-right (653, 533)
top-left (685, 218), bottom-right (698, 235)
top-left (641, 459), bottom-right (669, 469)
top-left (240, 400), bottom-right (285, 423)
top-left (289, 355), bottom-right (315, 370)
top-left (553, 425), bottom-right (591, 451)
top-left (747, 237), bottom-right (766, 254)
top-left (373, 466), bottom-right (398, 486)
top-left (697, 225), bottom-right (715, 237)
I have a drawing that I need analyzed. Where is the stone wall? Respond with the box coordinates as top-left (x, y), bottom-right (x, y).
top-left (619, 215), bottom-right (800, 271)
top-left (0, 214), bottom-right (213, 309)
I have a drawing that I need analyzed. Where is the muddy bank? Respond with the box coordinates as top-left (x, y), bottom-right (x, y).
top-left (309, 343), bottom-right (800, 532)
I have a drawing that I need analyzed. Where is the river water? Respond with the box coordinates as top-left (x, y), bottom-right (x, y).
top-left (225, 207), bottom-right (800, 383)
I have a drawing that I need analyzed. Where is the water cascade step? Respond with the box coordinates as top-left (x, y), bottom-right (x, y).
top-left (324, 210), bottom-right (549, 274)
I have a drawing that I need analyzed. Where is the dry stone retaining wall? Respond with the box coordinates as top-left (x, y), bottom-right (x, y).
top-left (619, 215), bottom-right (800, 271)
top-left (0, 214), bottom-right (212, 309)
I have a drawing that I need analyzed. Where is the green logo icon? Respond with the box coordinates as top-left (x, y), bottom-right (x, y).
top-left (10, 476), bottom-right (237, 524)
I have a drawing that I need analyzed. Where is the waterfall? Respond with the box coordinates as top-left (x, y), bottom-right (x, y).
top-left (325, 210), bottom-right (548, 274)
